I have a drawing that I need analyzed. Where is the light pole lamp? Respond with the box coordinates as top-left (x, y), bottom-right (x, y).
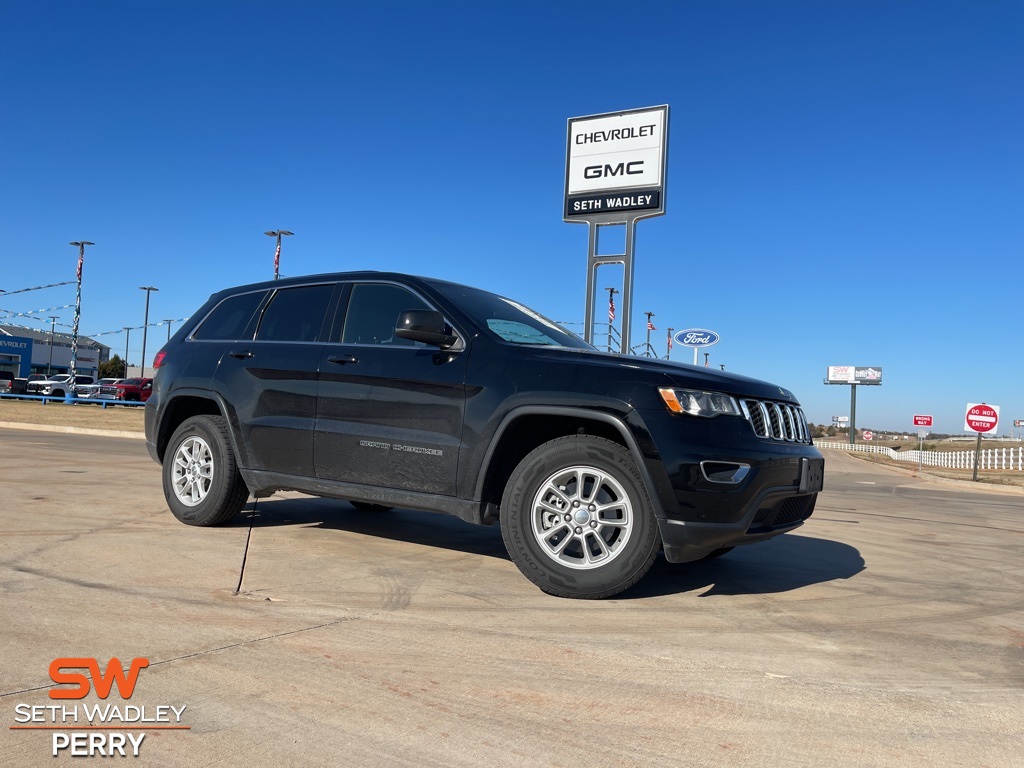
top-left (164, 319), bottom-right (175, 341)
top-left (264, 230), bottom-right (293, 280)
top-left (68, 241), bottom-right (94, 384)
top-left (139, 286), bottom-right (159, 378)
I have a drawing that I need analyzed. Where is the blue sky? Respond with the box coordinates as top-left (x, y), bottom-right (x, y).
top-left (2, 1), bottom-right (1021, 434)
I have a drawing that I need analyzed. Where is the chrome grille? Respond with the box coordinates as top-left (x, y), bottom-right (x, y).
top-left (740, 399), bottom-right (811, 443)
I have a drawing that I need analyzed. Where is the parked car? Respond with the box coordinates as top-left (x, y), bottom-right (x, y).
top-left (145, 272), bottom-right (824, 599)
top-left (28, 374), bottom-right (94, 398)
top-left (10, 373), bottom-right (47, 396)
top-left (76, 378), bottom-right (123, 400)
top-left (115, 378), bottom-right (153, 402)
top-left (0, 371), bottom-right (14, 394)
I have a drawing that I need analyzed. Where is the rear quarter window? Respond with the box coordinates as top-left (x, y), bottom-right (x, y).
top-left (192, 291), bottom-right (268, 341)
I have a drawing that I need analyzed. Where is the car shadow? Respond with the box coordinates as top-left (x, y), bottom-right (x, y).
top-left (624, 534), bottom-right (865, 599)
top-left (233, 498), bottom-right (865, 599)
top-left (231, 496), bottom-right (510, 561)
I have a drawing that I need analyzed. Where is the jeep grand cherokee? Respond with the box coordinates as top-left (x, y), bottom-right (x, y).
top-left (145, 272), bottom-right (823, 599)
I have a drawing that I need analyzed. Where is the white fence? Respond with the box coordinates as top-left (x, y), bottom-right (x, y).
top-left (816, 441), bottom-right (1024, 471)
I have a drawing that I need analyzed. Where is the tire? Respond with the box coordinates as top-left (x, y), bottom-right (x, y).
top-left (350, 501), bottom-right (393, 513)
top-left (501, 435), bottom-right (659, 599)
top-left (162, 415), bottom-right (249, 526)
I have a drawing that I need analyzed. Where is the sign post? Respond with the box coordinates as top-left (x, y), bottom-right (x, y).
top-left (964, 402), bottom-right (1000, 481)
top-left (565, 106), bottom-right (668, 354)
top-left (913, 415), bottom-right (933, 470)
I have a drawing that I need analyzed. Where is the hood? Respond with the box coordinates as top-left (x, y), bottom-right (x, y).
top-left (516, 346), bottom-right (802, 404)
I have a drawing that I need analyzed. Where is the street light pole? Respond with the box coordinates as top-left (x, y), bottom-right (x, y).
top-left (123, 327), bottom-right (131, 378)
top-left (68, 241), bottom-right (94, 387)
top-left (164, 319), bottom-right (174, 341)
top-left (139, 286), bottom-right (159, 378)
top-left (47, 316), bottom-right (59, 375)
top-left (264, 230), bottom-right (294, 280)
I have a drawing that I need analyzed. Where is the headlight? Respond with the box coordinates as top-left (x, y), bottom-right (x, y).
top-left (658, 388), bottom-right (741, 418)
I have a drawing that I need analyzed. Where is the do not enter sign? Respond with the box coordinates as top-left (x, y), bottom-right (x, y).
top-left (964, 403), bottom-right (999, 434)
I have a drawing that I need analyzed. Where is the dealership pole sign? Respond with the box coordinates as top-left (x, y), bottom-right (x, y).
top-left (673, 328), bottom-right (719, 366)
top-left (565, 105), bottom-right (669, 356)
top-left (564, 106), bottom-right (668, 220)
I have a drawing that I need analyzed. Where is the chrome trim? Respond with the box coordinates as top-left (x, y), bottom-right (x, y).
top-left (699, 461), bottom-right (751, 485)
top-left (739, 398), bottom-right (812, 444)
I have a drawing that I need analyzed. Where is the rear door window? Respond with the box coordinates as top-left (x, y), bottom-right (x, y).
top-left (255, 284), bottom-right (335, 342)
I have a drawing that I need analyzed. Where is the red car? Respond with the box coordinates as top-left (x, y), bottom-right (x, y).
top-left (115, 377), bottom-right (154, 402)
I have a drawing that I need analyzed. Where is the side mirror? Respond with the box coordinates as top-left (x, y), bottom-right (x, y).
top-left (394, 310), bottom-right (458, 349)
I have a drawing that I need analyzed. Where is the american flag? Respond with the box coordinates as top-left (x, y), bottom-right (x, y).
top-left (274, 242), bottom-right (281, 275)
top-left (667, 332), bottom-right (673, 350)
top-left (76, 253), bottom-right (83, 282)
top-left (646, 321), bottom-right (655, 331)
top-left (608, 297), bottom-right (615, 322)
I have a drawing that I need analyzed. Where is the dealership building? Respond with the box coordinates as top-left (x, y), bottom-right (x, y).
top-left (0, 325), bottom-right (110, 379)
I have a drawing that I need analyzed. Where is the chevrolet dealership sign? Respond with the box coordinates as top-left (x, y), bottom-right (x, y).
top-left (564, 105), bottom-right (668, 220)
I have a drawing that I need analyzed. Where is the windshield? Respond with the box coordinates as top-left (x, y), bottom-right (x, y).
top-left (429, 282), bottom-right (594, 350)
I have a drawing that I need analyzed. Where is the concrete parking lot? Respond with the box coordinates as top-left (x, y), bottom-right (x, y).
top-left (1, 427), bottom-right (1021, 766)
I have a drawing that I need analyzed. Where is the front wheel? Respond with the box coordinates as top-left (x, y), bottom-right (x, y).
top-left (162, 415), bottom-right (249, 526)
top-left (501, 435), bottom-right (659, 599)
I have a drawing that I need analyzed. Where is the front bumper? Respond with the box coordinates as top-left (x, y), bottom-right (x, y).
top-left (658, 483), bottom-right (819, 562)
top-left (634, 407), bottom-right (823, 561)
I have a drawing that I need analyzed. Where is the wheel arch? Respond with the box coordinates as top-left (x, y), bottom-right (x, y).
top-left (475, 406), bottom-right (666, 520)
top-left (154, 390), bottom-right (247, 469)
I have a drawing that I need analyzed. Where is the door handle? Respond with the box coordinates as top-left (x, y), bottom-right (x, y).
top-left (228, 350), bottom-right (254, 360)
top-left (327, 354), bottom-right (359, 365)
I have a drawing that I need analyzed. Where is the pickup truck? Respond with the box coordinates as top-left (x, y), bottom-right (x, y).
top-left (115, 378), bottom-right (153, 402)
top-left (26, 374), bottom-right (94, 398)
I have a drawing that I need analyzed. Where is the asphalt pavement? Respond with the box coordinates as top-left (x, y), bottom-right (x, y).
top-left (1, 430), bottom-right (1021, 766)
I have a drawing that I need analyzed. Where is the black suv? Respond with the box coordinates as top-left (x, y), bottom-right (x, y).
top-left (145, 272), bottom-right (823, 599)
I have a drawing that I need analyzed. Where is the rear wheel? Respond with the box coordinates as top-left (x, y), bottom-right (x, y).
top-left (163, 415), bottom-right (248, 526)
top-left (501, 435), bottom-right (659, 599)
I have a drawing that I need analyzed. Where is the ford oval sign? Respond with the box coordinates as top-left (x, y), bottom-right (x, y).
top-left (673, 328), bottom-right (720, 348)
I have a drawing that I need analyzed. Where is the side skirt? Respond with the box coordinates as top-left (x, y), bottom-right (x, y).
top-left (239, 469), bottom-right (491, 526)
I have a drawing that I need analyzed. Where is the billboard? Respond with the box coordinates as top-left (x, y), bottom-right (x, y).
top-left (564, 106), bottom-right (668, 220)
top-left (826, 366), bottom-right (883, 384)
